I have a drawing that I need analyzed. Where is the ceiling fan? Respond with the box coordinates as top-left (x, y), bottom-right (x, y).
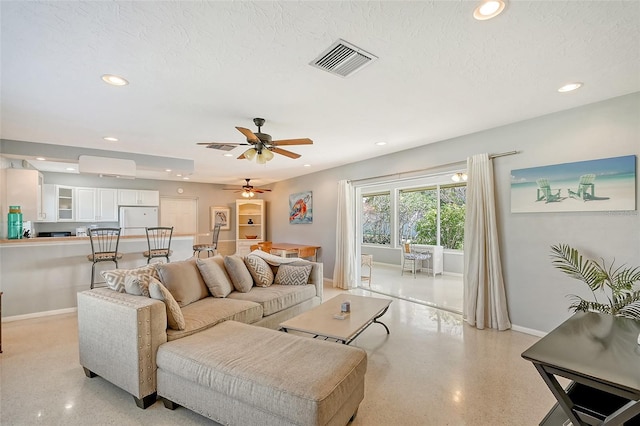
top-left (198, 118), bottom-right (313, 164)
top-left (223, 178), bottom-right (272, 198)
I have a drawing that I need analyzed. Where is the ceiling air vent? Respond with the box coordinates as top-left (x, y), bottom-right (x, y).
top-left (309, 39), bottom-right (377, 78)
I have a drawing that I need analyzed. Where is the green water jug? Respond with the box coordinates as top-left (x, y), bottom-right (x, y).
top-left (8, 205), bottom-right (23, 239)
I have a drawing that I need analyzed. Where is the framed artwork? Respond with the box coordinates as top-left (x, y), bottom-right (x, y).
top-left (210, 206), bottom-right (230, 230)
top-left (511, 155), bottom-right (636, 213)
top-left (289, 191), bottom-right (313, 224)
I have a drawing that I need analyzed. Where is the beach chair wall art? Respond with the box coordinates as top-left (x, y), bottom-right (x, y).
top-left (511, 155), bottom-right (636, 213)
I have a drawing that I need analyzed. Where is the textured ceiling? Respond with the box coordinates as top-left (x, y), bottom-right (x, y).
top-left (1, 1), bottom-right (639, 185)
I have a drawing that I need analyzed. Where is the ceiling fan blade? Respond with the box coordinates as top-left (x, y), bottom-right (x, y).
top-left (271, 147), bottom-right (301, 159)
top-left (236, 127), bottom-right (259, 143)
top-left (253, 188), bottom-right (272, 193)
top-left (271, 138), bottom-right (313, 146)
top-left (237, 153), bottom-right (246, 159)
top-left (196, 142), bottom-right (243, 145)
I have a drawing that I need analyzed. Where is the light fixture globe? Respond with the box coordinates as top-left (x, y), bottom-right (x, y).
top-left (244, 148), bottom-right (257, 161)
top-left (263, 149), bottom-right (274, 161)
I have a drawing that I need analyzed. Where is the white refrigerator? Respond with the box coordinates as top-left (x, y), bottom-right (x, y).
top-left (119, 206), bottom-right (159, 236)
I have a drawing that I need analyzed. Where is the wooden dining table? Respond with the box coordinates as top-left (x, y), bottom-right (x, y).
top-left (270, 243), bottom-right (320, 261)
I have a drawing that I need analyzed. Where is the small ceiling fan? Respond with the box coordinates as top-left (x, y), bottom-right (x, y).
top-left (223, 178), bottom-right (271, 198)
top-left (198, 118), bottom-right (313, 163)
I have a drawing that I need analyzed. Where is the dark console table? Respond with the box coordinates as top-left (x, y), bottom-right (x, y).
top-left (522, 312), bottom-right (640, 425)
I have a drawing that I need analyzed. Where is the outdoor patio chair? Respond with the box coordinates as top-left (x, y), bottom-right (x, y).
top-left (536, 178), bottom-right (562, 203)
top-left (401, 242), bottom-right (431, 279)
top-left (568, 174), bottom-right (596, 201)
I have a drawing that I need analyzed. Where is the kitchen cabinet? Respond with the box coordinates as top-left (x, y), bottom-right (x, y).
top-left (76, 188), bottom-right (118, 222)
top-left (4, 169), bottom-right (45, 221)
top-left (56, 185), bottom-right (75, 221)
top-left (236, 199), bottom-right (265, 256)
top-left (118, 189), bottom-right (159, 206)
top-left (40, 184), bottom-right (56, 222)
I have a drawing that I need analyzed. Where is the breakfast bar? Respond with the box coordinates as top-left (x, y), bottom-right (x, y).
top-left (0, 235), bottom-right (194, 319)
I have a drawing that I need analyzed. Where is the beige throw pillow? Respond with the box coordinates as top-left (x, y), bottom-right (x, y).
top-left (244, 255), bottom-right (274, 287)
top-left (274, 263), bottom-right (313, 286)
top-left (224, 255), bottom-right (253, 293)
top-left (102, 264), bottom-right (159, 293)
top-left (148, 278), bottom-right (185, 330)
top-left (156, 259), bottom-right (209, 307)
top-left (196, 255), bottom-right (234, 297)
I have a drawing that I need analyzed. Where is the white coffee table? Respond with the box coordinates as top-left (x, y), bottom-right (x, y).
top-left (280, 294), bottom-right (391, 345)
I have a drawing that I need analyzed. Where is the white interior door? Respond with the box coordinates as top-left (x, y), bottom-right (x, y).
top-left (159, 197), bottom-right (197, 235)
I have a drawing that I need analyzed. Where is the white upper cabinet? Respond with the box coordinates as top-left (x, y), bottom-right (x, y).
top-left (40, 184), bottom-right (57, 222)
top-left (76, 188), bottom-right (118, 222)
top-left (118, 189), bottom-right (159, 206)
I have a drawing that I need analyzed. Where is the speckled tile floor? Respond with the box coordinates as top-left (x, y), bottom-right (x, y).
top-left (0, 284), bottom-right (556, 425)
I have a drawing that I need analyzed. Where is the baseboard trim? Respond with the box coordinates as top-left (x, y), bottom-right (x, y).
top-left (2, 307), bottom-right (78, 323)
top-left (511, 324), bottom-right (546, 337)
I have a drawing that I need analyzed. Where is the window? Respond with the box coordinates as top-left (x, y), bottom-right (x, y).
top-left (362, 192), bottom-right (391, 245)
top-left (399, 187), bottom-right (437, 244)
top-left (362, 181), bottom-right (466, 250)
top-left (437, 184), bottom-right (466, 250)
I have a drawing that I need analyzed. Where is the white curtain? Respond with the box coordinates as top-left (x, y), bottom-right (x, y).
top-left (463, 153), bottom-right (511, 330)
top-left (333, 180), bottom-right (356, 289)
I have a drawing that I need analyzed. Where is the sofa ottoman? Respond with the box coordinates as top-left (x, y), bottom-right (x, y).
top-left (156, 321), bottom-right (367, 426)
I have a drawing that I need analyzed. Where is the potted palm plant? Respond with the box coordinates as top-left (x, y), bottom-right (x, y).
top-left (550, 243), bottom-right (640, 320)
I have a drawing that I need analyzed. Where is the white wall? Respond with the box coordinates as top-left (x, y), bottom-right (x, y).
top-left (266, 92), bottom-right (640, 333)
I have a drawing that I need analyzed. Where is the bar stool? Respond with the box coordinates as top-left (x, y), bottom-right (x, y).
top-left (144, 226), bottom-right (173, 264)
top-left (88, 228), bottom-right (123, 289)
top-left (193, 223), bottom-right (221, 258)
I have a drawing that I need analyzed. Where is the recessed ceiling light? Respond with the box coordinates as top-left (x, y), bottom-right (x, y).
top-left (165, 169), bottom-right (172, 172)
top-left (303, 164), bottom-right (311, 167)
top-left (375, 142), bottom-right (387, 146)
top-left (223, 153), bottom-right (233, 157)
top-left (101, 74), bottom-right (129, 86)
top-left (103, 136), bottom-right (119, 142)
top-left (176, 174), bottom-right (182, 177)
top-left (66, 167), bottom-right (75, 171)
top-left (558, 82), bottom-right (583, 93)
top-left (36, 157), bottom-right (46, 161)
top-left (182, 177), bottom-right (189, 180)
top-left (473, 0), bottom-right (506, 20)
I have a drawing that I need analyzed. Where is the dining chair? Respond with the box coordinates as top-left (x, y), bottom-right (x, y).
top-left (401, 242), bottom-right (430, 278)
top-left (88, 227), bottom-right (123, 289)
top-left (361, 254), bottom-right (373, 286)
top-left (144, 226), bottom-right (173, 264)
top-left (193, 223), bottom-right (221, 258)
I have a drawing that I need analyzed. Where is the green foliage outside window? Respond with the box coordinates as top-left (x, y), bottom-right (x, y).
top-left (363, 183), bottom-right (466, 250)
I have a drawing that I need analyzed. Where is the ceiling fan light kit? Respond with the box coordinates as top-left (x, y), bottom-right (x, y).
top-left (199, 118), bottom-right (312, 164)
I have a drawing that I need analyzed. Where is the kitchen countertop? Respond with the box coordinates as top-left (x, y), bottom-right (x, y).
top-left (0, 234), bottom-right (196, 245)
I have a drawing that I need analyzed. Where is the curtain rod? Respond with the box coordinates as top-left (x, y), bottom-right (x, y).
top-left (348, 150), bottom-right (519, 184)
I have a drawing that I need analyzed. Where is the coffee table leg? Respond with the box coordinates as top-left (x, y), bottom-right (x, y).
top-left (373, 306), bottom-right (390, 334)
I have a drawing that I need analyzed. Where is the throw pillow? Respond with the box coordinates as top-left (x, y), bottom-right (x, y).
top-left (148, 278), bottom-right (185, 330)
top-left (244, 255), bottom-right (274, 287)
top-left (156, 259), bottom-right (209, 307)
top-left (274, 262), bottom-right (313, 286)
top-left (224, 255), bottom-right (253, 293)
top-left (123, 275), bottom-right (151, 297)
top-left (102, 264), bottom-right (159, 293)
top-left (196, 255), bottom-right (234, 297)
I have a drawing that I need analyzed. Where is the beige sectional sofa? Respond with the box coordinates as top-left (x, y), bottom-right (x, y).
top-left (77, 250), bottom-right (367, 425)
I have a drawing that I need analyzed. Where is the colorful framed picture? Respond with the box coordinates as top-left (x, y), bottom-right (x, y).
top-left (210, 206), bottom-right (230, 230)
top-left (289, 191), bottom-right (313, 224)
top-left (511, 155), bottom-right (636, 213)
